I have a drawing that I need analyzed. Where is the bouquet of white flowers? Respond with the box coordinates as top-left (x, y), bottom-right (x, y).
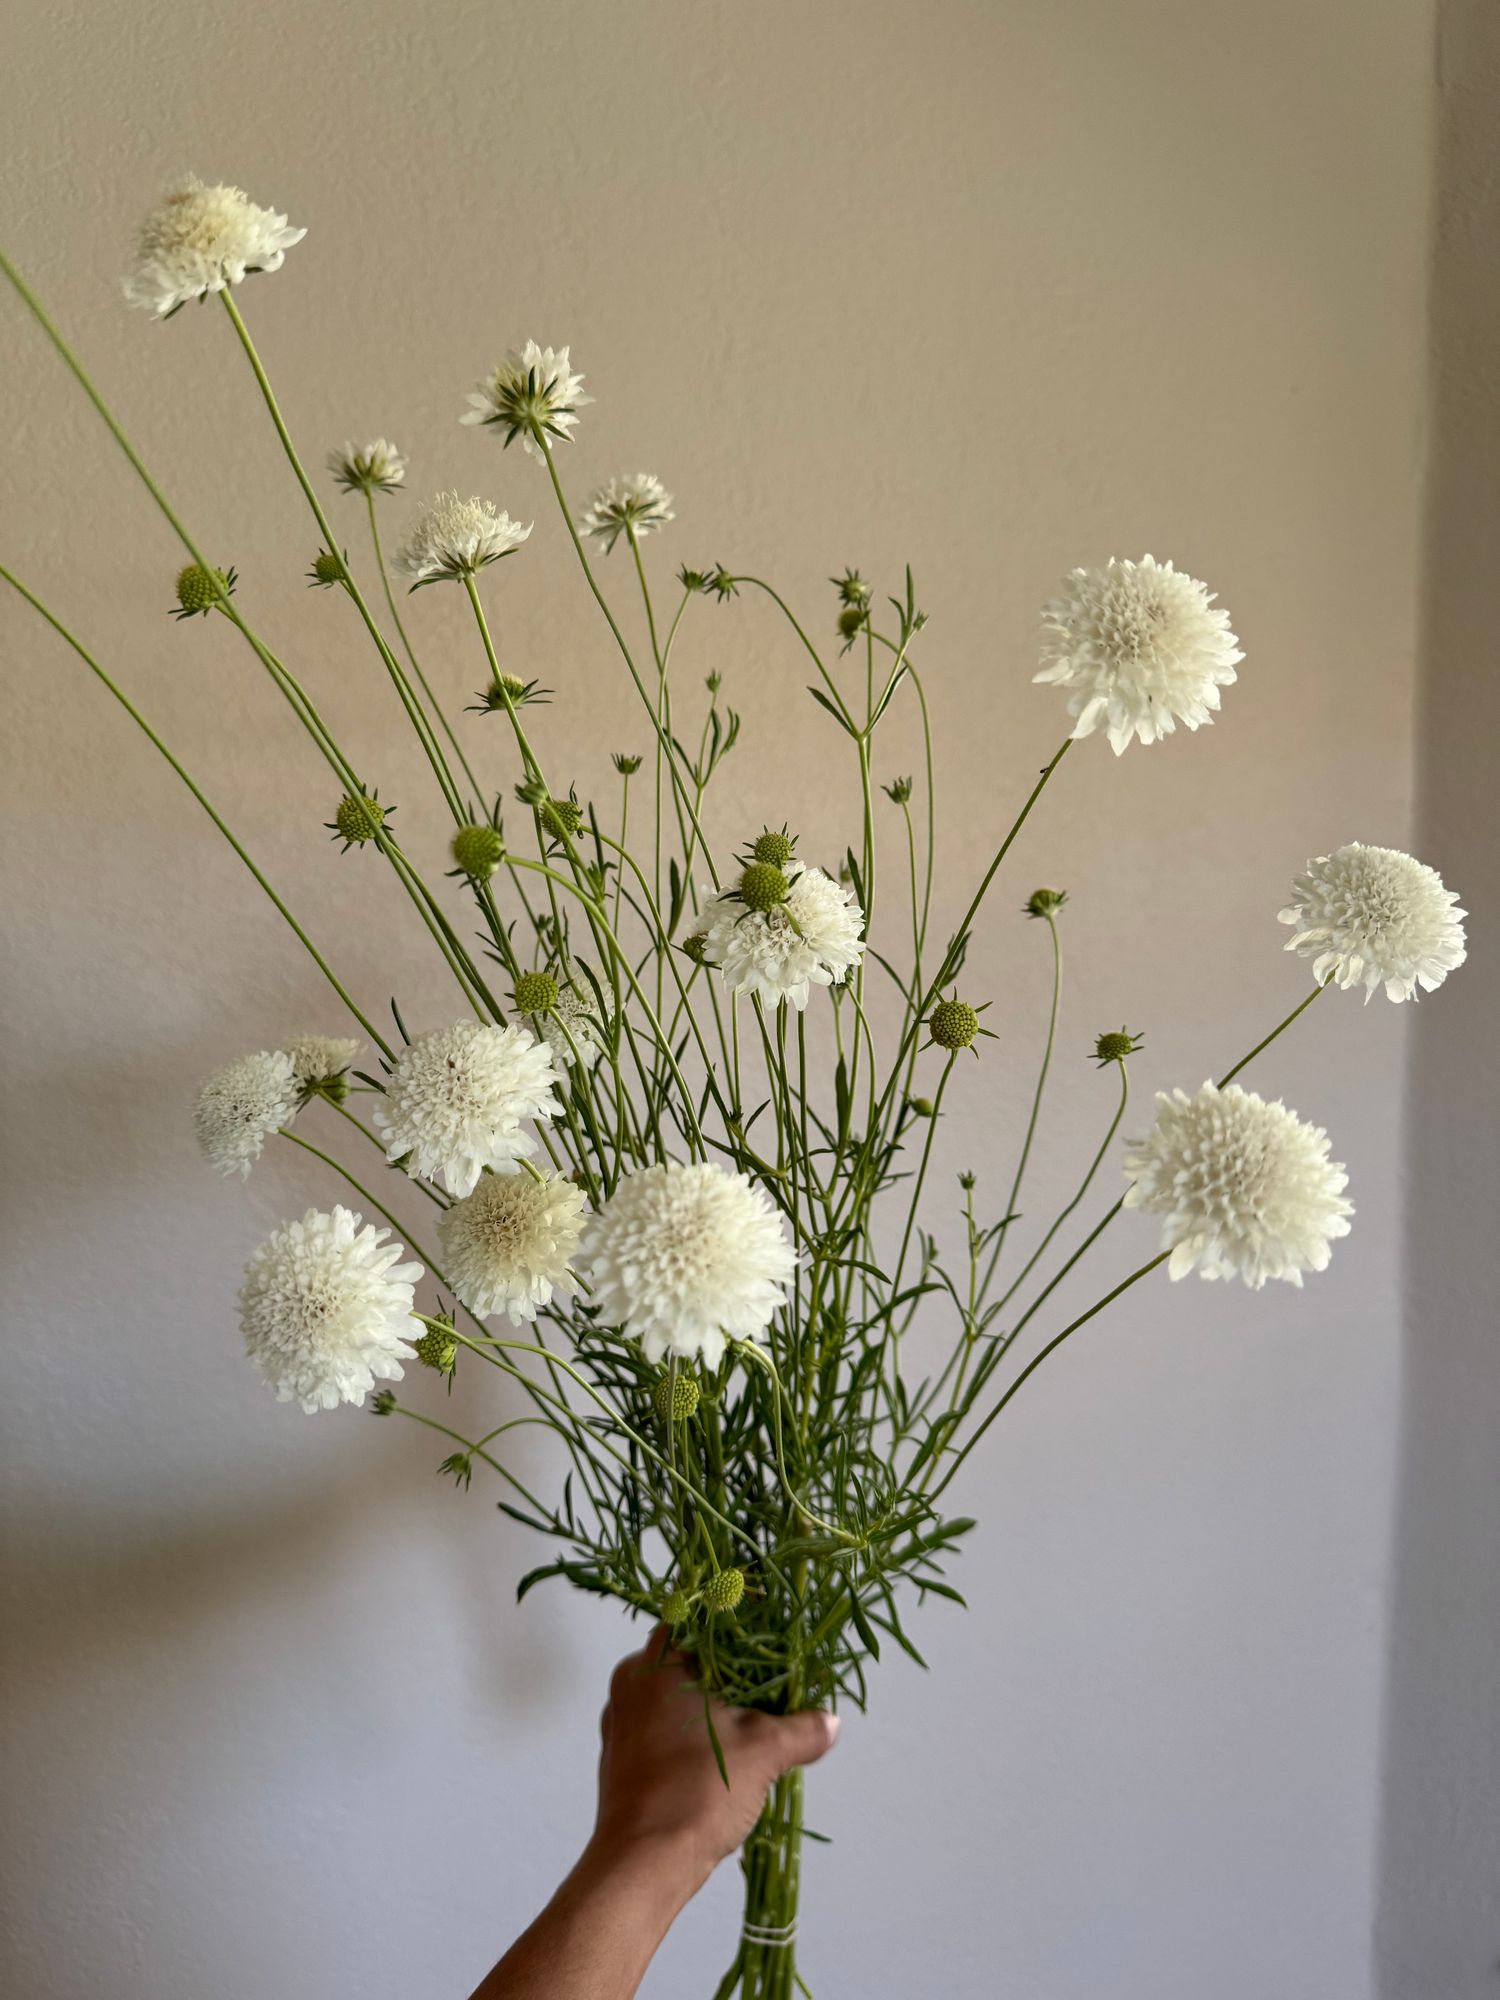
top-left (0, 178), bottom-right (1469, 1999)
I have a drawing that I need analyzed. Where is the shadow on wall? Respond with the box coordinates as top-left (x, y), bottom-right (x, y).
top-left (1375, 6), bottom-right (1500, 1996)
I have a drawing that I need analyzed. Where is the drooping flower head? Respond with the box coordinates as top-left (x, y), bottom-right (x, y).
top-left (1035, 555), bottom-right (1242, 754)
top-left (578, 474), bottom-right (674, 554)
top-left (1278, 843), bottom-right (1467, 1003)
top-left (581, 1161), bottom-right (796, 1369)
top-left (123, 175), bottom-right (305, 318)
top-left (438, 1171), bottom-right (588, 1325)
top-left (238, 1206), bottom-right (421, 1412)
top-left (392, 492), bottom-right (531, 588)
top-left (700, 865), bottom-right (864, 1009)
top-left (281, 1034), bottom-right (361, 1103)
top-left (328, 440), bottom-right (407, 494)
top-left (373, 1021), bottom-right (560, 1194)
top-left (193, 1049), bottom-right (299, 1179)
top-left (462, 341), bottom-right (592, 456)
top-left (1123, 1081), bottom-right (1353, 1289)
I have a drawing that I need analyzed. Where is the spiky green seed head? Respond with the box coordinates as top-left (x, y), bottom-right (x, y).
top-left (681, 931), bottom-right (709, 964)
top-left (662, 1588), bottom-right (694, 1624)
top-left (959, 1170), bottom-right (977, 1190)
top-left (885, 775), bottom-right (914, 805)
top-left (1093, 1027), bottom-right (1143, 1067)
top-left (838, 604), bottom-right (868, 641)
top-left (334, 793), bottom-right (386, 845)
top-left (1025, 887), bottom-right (1068, 920)
top-left (370, 1388), bottom-right (397, 1416)
top-left (908, 1096), bottom-right (935, 1119)
top-left (739, 862), bottom-right (789, 912)
top-left (540, 796), bottom-right (583, 841)
top-left (653, 1374), bottom-right (701, 1424)
top-left (929, 998), bottom-right (981, 1050)
top-left (514, 971), bottom-right (559, 1015)
top-left (415, 1322), bottom-right (458, 1377)
top-left (612, 752), bottom-right (643, 776)
top-left (702, 1567), bottom-right (746, 1614)
top-left (751, 829), bottom-right (796, 869)
top-left (309, 550), bottom-right (344, 587)
top-left (451, 823), bottom-right (505, 879)
top-left (174, 563), bottom-right (231, 615)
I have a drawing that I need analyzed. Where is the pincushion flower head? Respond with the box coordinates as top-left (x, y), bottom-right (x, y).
top-left (392, 492), bottom-right (532, 588)
top-left (122, 175), bottom-right (305, 318)
top-left (438, 1171), bottom-right (588, 1325)
top-left (580, 1162), bottom-right (796, 1369)
top-left (193, 1049), bottom-right (299, 1179)
top-left (462, 341), bottom-right (591, 456)
top-left (579, 474), bottom-right (674, 555)
top-left (525, 961), bottom-right (616, 1073)
top-left (238, 1205), bottom-right (421, 1412)
top-left (1279, 843), bottom-right (1467, 1003)
top-left (328, 439), bottom-right (406, 494)
top-left (1035, 555), bottom-right (1242, 754)
top-left (281, 1034), bottom-right (361, 1102)
top-left (373, 1021), bottom-right (561, 1195)
top-left (701, 864), bottom-right (865, 1010)
top-left (1123, 1081), bottom-right (1353, 1289)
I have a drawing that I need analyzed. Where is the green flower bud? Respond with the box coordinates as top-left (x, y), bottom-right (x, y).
top-left (1092, 1027), bottom-right (1143, 1067)
top-left (172, 562), bottom-right (234, 619)
top-left (884, 776), bottom-right (913, 805)
top-left (751, 829), bottom-right (796, 869)
top-left (662, 1588), bottom-right (694, 1624)
top-left (702, 1567), bottom-right (746, 1614)
top-left (838, 604), bottom-right (868, 641)
top-left (514, 970), bottom-right (559, 1015)
top-left (1025, 887), bottom-right (1068, 920)
top-left (539, 795), bottom-right (583, 841)
top-left (438, 1451), bottom-right (474, 1489)
top-left (415, 1321), bottom-right (458, 1377)
top-left (908, 1096), bottom-right (935, 1119)
top-left (929, 998), bottom-right (981, 1051)
top-left (369, 1388), bottom-right (397, 1416)
top-left (330, 791), bottom-right (387, 847)
top-left (307, 549), bottom-right (345, 588)
top-left (613, 752), bottom-right (643, 775)
top-left (958, 1170), bottom-right (977, 1190)
top-left (831, 567), bottom-right (872, 609)
top-left (681, 931), bottom-right (710, 964)
top-left (739, 862), bottom-right (789, 912)
top-left (653, 1374), bottom-right (701, 1424)
top-left (451, 823), bottom-right (505, 879)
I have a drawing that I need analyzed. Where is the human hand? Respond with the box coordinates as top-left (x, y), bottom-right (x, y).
top-left (587, 1625), bottom-right (840, 1901)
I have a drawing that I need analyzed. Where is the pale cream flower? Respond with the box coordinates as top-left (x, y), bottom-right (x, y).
top-left (373, 1022), bottom-right (560, 1195)
top-left (123, 175), bottom-right (305, 318)
top-left (462, 341), bottom-right (591, 456)
top-left (701, 866), bottom-right (864, 1009)
top-left (578, 474), bottom-right (674, 554)
top-left (392, 492), bottom-right (532, 587)
top-left (193, 1049), bottom-right (299, 1179)
top-left (438, 1172), bottom-right (588, 1325)
top-left (1279, 844), bottom-right (1467, 1002)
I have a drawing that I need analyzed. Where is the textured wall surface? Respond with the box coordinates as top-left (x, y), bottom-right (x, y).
top-left (0, 4), bottom-right (1455, 1996)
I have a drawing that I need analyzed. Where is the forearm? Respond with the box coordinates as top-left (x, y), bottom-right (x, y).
top-left (471, 1834), bottom-right (703, 2000)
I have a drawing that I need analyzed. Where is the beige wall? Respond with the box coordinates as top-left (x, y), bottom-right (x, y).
top-left (1, 4), bottom-right (1467, 1995)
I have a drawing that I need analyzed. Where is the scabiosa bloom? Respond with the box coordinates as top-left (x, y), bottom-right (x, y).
top-left (700, 866), bottom-right (865, 1009)
top-left (1123, 1081), bottom-right (1353, 1289)
top-left (578, 474), bottom-right (674, 554)
top-left (580, 1162), bottom-right (795, 1368)
top-left (122, 175), bottom-right (305, 318)
top-left (327, 440), bottom-right (406, 494)
top-left (529, 962), bottom-right (616, 1073)
top-left (193, 1049), bottom-right (299, 1179)
top-left (1035, 555), bottom-right (1242, 754)
top-left (391, 493), bottom-right (532, 588)
top-left (238, 1206), bottom-right (421, 1412)
top-left (438, 1172), bottom-right (588, 1324)
top-left (462, 341), bottom-right (591, 455)
top-left (373, 1021), bottom-right (560, 1195)
top-left (281, 1034), bottom-right (361, 1100)
top-left (1278, 843), bottom-right (1467, 1003)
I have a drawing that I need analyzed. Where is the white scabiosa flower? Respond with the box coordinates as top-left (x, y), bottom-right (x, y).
top-left (1278, 843), bottom-right (1467, 1003)
top-left (1035, 555), bottom-right (1242, 754)
top-left (328, 440), bottom-right (406, 494)
top-left (1123, 1081), bottom-right (1353, 1289)
top-left (281, 1034), bottom-right (361, 1097)
top-left (438, 1172), bottom-right (588, 1325)
top-left (701, 865), bottom-right (865, 1010)
top-left (534, 963), bottom-right (616, 1073)
top-left (578, 474), bottom-right (674, 554)
top-left (580, 1162), bottom-right (795, 1368)
top-left (392, 492), bottom-right (532, 588)
top-left (238, 1205), bottom-right (421, 1412)
top-left (193, 1049), bottom-right (299, 1179)
top-left (373, 1021), bottom-right (560, 1195)
top-left (462, 341), bottom-right (591, 455)
top-left (122, 174), bottom-right (305, 318)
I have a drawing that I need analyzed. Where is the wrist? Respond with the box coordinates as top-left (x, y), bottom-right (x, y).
top-left (576, 1826), bottom-right (710, 1922)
